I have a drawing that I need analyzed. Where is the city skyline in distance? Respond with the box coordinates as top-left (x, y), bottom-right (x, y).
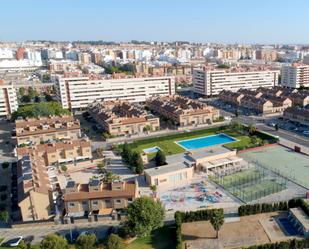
top-left (1, 0), bottom-right (309, 44)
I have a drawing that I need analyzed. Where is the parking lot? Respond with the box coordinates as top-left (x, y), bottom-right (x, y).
top-left (265, 117), bottom-right (309, 138)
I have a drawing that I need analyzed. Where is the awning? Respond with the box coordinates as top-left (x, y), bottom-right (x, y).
top-left (200, 156), bottom-right (243, 170)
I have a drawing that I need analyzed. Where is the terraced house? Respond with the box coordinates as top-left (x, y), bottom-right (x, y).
top-left (14, 115), bottom-right (81, 146)
top-left (219, 89), bottom-right (293, 114)
top-left (284, 107), bottom-right (309, 126)
top-left (16, 153), bottom-right (54, 221)
top-left (63, 179), bottom-right (138, 218)
top-left (16, 139), bottom-right (92, 167)
top-left (146, 95), bottom-right (219, 127)
top-left (88, 100), bottom-right (160, 136)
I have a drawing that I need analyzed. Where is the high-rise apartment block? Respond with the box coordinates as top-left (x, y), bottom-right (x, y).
top-left (55, 75), bottom-right (175, 110)
top-left (281, 64), bottom-right (309, 88)
top-left (0, 81), bottom-right (18, 117)
top-left (193, 66), bottom-right (279, 96)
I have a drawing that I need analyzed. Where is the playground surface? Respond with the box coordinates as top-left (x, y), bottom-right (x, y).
top-left (157, 176), bottom-right (240, 212)
top-left (240, 145), bottom-right (309, 189)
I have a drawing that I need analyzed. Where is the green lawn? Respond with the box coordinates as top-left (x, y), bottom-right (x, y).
top-left (124, 126), bottom-right (262, 156)
top-left (126, 226), bottom-right (176, 249)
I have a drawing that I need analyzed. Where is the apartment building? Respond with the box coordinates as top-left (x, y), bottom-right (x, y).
top-left (283, 107), bottom-right (309, 126)
top-left (146, 96), bottom-right (219, 127)
top-left (0, 81), bottom-right (18, 117)
top-left (17, 153), bottom-right (53, 221)
top-left (255, 50), bottom-right (278, 61)
top-left (63, 179), bottom-right (138, 217)
top-left (219, 89), bottom-right (292, 114)
top-left (16, 139), bottom-right (92, 166)
top-left (193, 66), bottom-right (279, 96)
top-left (281, 64), bottom-right (309, 88)
top-left (88, 100), bottom-right (160, 136)
top-left (55, 75), bottom-right (175, 110)
top-left (14, 115), bottom-right (81, 146)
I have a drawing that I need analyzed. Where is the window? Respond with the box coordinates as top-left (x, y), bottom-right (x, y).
top-left (82, 201), bottom-right (87, 205)
top-left (69, 203), bottom-right (75, 207)
top-left (115, 199), bottom-right (122, 204)
top-left (92, 201), bottom-right (98, 205)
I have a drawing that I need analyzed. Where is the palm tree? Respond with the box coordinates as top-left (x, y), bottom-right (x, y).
top-left (210, 209), bottom-right (224, 239)
top-left (248, 125), bottom-right (256, 135)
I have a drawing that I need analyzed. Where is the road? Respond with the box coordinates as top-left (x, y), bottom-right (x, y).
top-left (0, 221), bottom-right (119, 245)
top-left (232, 115), bottom-right (309, 148)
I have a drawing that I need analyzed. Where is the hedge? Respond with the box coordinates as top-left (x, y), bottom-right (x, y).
top-left (238, 198), bottom-right (309, 217)
top-left (245, 238), bottom-right (309, 249)
top-left (174, 208), bottom-right (224, 249)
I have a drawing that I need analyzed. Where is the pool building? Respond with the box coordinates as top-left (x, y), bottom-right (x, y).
top-left (144, 145), bottom-right (244, 189)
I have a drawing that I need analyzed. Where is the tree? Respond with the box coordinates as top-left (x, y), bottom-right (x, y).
top-left (40, 234), bottom-right (68, 249)
top-left (45, 94), bottom-right (53, 102)
top-left (0, 210), bottom-right (9, 223)
top-left (11, 102), bottom-right (70, 121)
top-left (121, 142), bottom-right (130, 163)
top-left (130, 152), bottom-right (144, 174)
top-left (210, 209), bottom-right (224, 239)
top-left (103, 172), bottom-right (120, 183)
top-left (21, 95), bottom-right (31, 103)
top-left (126, 197), bottom-right (165, 237)
top-left (97, 161), bottom-right (105, 174)
top-left (1, 162), bottom-right (9, 169)
top-left (75, 234), bottom-right (96, 249)
top-left (34, 96), bottom-right (41, 103)
top-left (61, 165), bottom-right (67, 172)
top-left (143, 125), bottom-right (152, 132)
top-left (248, 125), bottom-right (256, 135)
top-left (105, 234), bottom-right (125, 249)
top-left (19, 87), bottom-right (25, 96)
top-left (17, 240), bottom-right (27, 249)
top-left (155, 150), bottom-right (166, 166)
top-left (28, 87), bottom-right (38, 99)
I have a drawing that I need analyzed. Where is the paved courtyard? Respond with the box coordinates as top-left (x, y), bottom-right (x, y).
top-left (157, 174), bottom-right (241, 212)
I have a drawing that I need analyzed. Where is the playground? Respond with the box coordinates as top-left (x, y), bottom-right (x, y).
top-left (158, 177), bottom-right (239, 212)
top-left (240, 145), bottom-right (309, 189)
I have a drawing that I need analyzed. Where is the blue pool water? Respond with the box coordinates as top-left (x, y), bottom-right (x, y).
top-left (278, 218), bottom-right (298, 235)
top-left (176, 133), bottom-right (236, 150)
top-left (143, 146), bottom-right (161, 154)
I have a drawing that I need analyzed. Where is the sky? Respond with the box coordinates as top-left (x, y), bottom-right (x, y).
top-left (1, 0), bottom-right (309, 44)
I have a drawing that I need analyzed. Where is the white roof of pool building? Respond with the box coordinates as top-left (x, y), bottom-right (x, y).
top-left (145, 162), bottom-right (192, 177)
top-left (188, 146), bottom-right (234, 160)
top-left (290, 207), bottom-right (309, 231)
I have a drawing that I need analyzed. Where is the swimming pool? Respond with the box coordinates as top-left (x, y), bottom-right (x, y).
top-left (176, 133), bottom-right (236, 150)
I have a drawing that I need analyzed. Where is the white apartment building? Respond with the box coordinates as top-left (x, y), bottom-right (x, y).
top-left (55, 76), bottom-right (175, 110)
top-left (0, 82), bottom-right (18, 117)
top-left (281, 64), bottom-right (309, 88)
top-left (193, 68), bottom-right (279, 96)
